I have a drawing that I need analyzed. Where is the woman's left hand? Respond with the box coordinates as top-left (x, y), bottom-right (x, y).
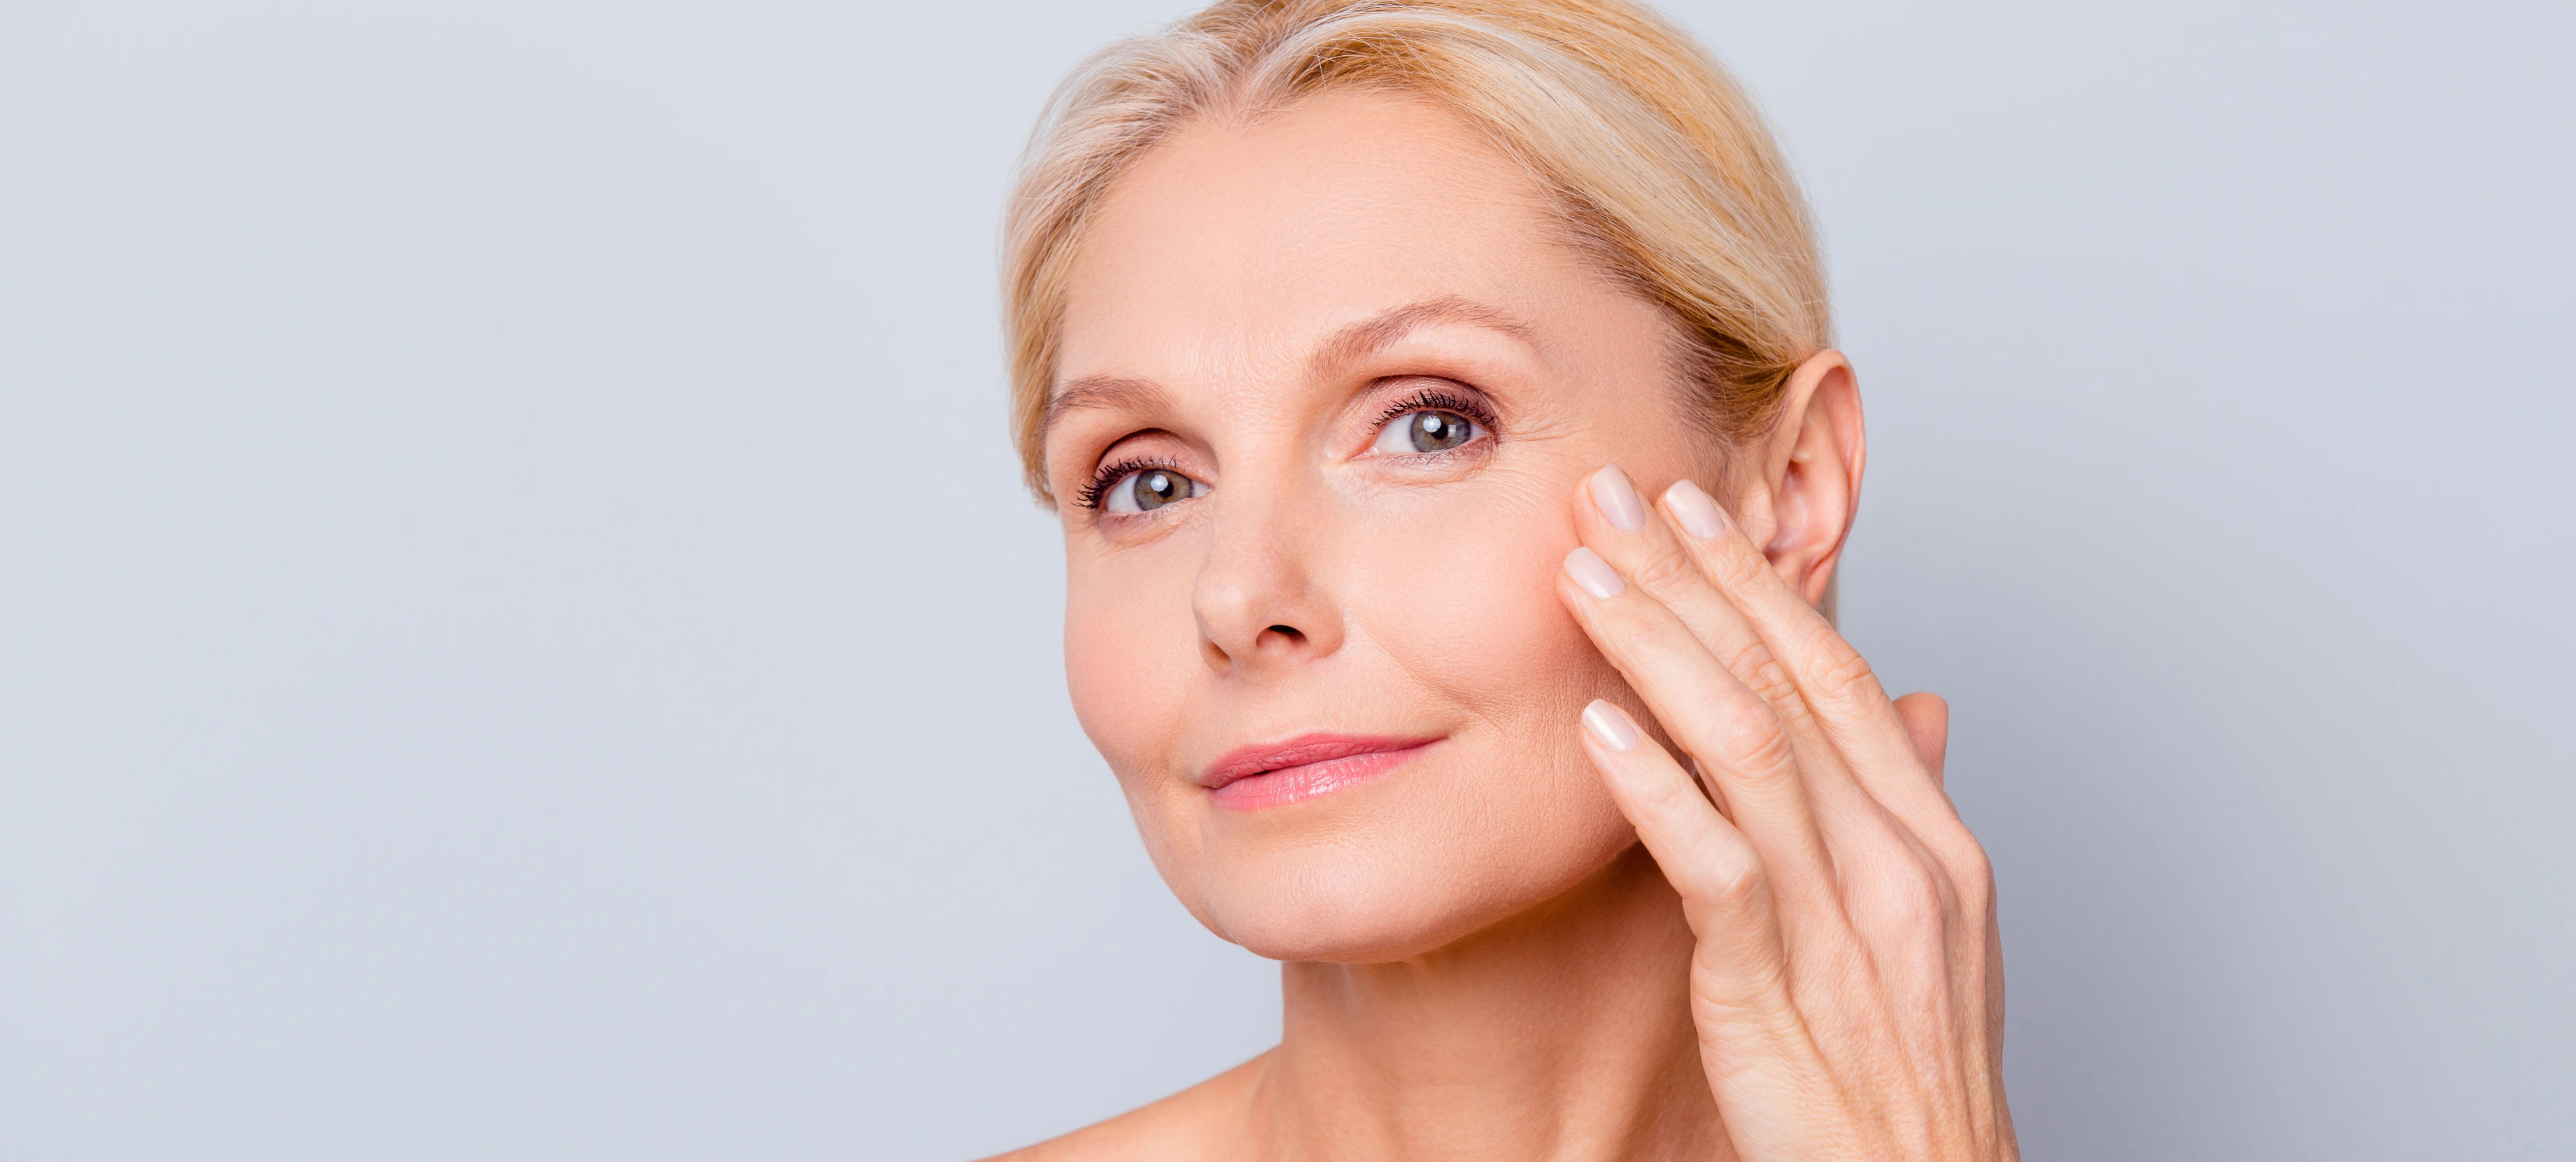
top-left (1555, 465), bottom-right (2015, 1161)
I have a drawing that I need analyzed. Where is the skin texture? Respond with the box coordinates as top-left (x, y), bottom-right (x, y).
top-left (1002, 92), bottom-right (2012, 1162)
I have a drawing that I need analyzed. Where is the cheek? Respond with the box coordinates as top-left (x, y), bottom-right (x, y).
top-left (1062, 548), bottom-right (1215, 892)
top-left (1350, 482), bottom-right (1605, 718)
top-left (1345, 482), bottom-right (1638, 867)
top-left (1062, 553), bottom-right (1192, 778)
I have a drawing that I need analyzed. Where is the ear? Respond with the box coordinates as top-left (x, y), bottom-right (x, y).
top-left (1734, 350), bottom-right (1865, 609)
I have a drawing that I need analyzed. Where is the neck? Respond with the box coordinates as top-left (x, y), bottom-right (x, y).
top-left (1248, 845), bottom-right (1727, 1162)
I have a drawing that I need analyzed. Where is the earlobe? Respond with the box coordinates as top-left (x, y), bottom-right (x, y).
top-left (1754, 351), bottom-right (1866, 609)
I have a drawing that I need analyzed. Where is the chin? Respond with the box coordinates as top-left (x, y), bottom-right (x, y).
top-left (1153, 764), bottom-right (1639, 963)
top-left (1194, 865), bottom-right (1498, 964)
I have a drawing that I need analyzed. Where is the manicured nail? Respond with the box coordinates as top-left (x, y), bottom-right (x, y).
top-left (1589, 465), bottom-right (1647, 531)
top-left (1563, 546), bottom-right (1625, 598)
top-left (1663, 479), bottom-right (1727, 541)
top-left (1581, 700), bottom-right (1640, 751)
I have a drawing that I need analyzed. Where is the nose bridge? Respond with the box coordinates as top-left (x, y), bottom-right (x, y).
top-left (1191, 454), bottom-right (1344, 672)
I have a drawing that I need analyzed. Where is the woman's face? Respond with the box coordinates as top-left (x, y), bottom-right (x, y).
top-left (1046, 92), bottom-right (1719, 962)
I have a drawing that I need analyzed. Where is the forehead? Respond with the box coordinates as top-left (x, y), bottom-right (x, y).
top-left (1054, 91), bottom-right (1606, 385)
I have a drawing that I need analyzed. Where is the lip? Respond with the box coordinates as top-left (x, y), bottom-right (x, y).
top-left (1197, 733), bottom-right (1439, 810)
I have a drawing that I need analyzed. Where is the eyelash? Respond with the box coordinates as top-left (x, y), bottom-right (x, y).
top-left (1074, 383), bottom-right (1501, 512)
top-left (1075, 453), bottom-right (1184, 512)
top-left (1371, 383), bottom-right (1500, 439)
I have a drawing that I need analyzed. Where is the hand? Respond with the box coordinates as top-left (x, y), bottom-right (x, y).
top-left (1556, 465), bottom-right (2014, 1161)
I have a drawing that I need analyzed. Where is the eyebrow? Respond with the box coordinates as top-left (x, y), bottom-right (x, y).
top-left (1309, 295), bottom-right (1536, 379)
top-left (1043, 374), bottom-right (1170, 433)
top-left (1039, 295), bottom-right (1534, 438)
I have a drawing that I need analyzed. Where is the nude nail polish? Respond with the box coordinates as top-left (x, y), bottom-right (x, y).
top-left (1582, 700), bottom-right (1640, 751)
top-left (1563, 546), bottom-right (1626, 598)
top-left (1589, 465), bottom-right (1647, 532)
top-left (1664, 479), bottom-right (1727, 541)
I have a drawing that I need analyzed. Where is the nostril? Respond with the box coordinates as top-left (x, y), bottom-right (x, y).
top-left (1265, 625), bottom-right (1304, 643)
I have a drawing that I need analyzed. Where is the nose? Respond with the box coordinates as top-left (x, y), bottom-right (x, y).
top-left (1191, 483), bottom-right (1346, 677)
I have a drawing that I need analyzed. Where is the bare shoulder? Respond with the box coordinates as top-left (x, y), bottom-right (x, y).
top-left (979, 1051), bottom-right (1270, 1162)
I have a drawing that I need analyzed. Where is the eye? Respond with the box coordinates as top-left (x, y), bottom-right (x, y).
top-left (1372, 409), bottom-right (1481, 455)
top-left (1102, 467), bottom-right (1206, 514)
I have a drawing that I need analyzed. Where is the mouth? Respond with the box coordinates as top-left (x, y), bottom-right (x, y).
top-left (1197, 733), bottom-right (1441, 810)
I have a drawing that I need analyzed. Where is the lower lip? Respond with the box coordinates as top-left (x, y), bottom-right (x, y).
top-left (1208, 742), bottom-right (1436, 811)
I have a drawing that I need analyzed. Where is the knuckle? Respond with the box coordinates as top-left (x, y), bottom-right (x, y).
top-left (1860, 854), bottom-right (1949, 933)
top-left (1676, 681), bottom-right (1790, 775)
top-left (1628, 761), bottom-right (1698, 817)
top-left (1807, 630), bottom-right (1885, 705)
top-left (1706, 539), bottom-right (1774, 594)
top-left (1921, 819), bottom-right (1994, 895)
top-left (1589, 595), bottom-right (1664, 656)
top-left (1951, 842), bottom-right (1997, 914)
top-left (1689, 956), bottom-right (1797, 1037)
top-left (1711, 712), bottom-right (1798, 793)
top-left (1704, 844), bottom-right (1768, 911)
top-left (1725, 640), bottom-right (1808, 719)
top-left (1627, 542), bottom-right (1704, 596)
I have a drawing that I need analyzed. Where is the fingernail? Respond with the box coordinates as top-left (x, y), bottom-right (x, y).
top-left (1589, 465), bottom-right (1646, 532)
top-left (1563, 546), bottom-right (1626, 598)
top-left (1663, 479), bottom-right (1727, 541)
top-left (1581, 700), bottom-right (1640, 751)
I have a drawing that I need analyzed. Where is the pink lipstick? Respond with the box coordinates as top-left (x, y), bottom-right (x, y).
top-left (1197, 733), bottom-right (1438, 810)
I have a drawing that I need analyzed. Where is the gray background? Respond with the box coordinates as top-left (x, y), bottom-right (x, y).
top-left (2, 0), bottom-right (2569, 1158)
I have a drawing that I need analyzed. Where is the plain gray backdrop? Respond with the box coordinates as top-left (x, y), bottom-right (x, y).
top-left (3, 1), bottom-right (2570, 1158)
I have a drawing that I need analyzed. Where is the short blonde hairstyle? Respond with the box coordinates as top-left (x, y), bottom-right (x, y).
top-left (1003, 0), bottom-right (1830, 503)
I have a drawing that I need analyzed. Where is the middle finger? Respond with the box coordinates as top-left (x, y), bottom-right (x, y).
top-left (1573, 466), bottom-right (1874, 814)
top-left (1555, 540), bottom-right (1836, 903)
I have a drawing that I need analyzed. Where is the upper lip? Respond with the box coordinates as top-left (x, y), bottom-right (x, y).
top-left (1196, 733), bottom-right (1438, 789)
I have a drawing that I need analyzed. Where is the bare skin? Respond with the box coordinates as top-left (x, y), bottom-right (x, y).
top-left (1002, 91), bottom-right (2011, 1162)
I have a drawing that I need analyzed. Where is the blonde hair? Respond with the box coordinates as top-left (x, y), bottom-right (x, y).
top-left (1003, 0), bottom-right (1830, 503)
